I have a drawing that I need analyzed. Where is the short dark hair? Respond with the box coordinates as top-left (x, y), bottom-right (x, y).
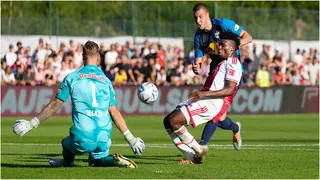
top-left (193, 3), bottom-right (209, 13)
top-left (219, 32), bottom-right (241, 47)
top-left (83, 40), bottom-right (99, 61)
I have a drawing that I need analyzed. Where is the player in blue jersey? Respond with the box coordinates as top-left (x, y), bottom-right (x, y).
top-left (192, 3), bottom-right (252, 154)
top-left (13, 41), bottom-right (145, 168)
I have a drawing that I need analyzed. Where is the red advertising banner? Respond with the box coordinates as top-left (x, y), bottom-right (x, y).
top-left (1, 85), bottom-right (318, 117)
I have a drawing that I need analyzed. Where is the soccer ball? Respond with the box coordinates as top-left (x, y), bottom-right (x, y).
top-left (137, 82), bottom-right (158, 104)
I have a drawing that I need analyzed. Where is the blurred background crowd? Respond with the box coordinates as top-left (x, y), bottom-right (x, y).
top-left (1, 38), bottom-right (319, 88)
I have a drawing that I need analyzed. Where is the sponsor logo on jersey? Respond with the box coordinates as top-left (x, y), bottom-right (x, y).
top-left (205, 42), bottom-right (218, 55)
top-left (214, 31), bottom-right (220, 38)
top-left (234, 24), bottom-right (240, 31)
top-left (79, 73), bottom-right (105, 81)
top-left (229, 69), bottom-right (235, 76)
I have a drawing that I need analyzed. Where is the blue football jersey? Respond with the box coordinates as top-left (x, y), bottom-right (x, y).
top-left (56, 65), bottom-right (117, 143)
top-left (194, 18), bottom-right (243, 60)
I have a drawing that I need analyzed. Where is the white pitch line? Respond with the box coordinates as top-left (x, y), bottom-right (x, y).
top-left (2, 142), bottom-right (319, 147)
top-left (1, 143), bottom-right (319, 152)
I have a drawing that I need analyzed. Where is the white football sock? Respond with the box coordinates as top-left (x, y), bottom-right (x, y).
top-left (166, 129), bottom-right (195, 160)
top-left (174, 126), bottom-right (202, 154)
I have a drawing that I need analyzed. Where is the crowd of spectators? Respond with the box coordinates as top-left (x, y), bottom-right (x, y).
top-left (1, 38), bottom-right (319, 88)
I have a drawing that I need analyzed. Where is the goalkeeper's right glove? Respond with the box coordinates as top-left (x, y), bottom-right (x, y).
top-left (123, 130), bottom-right (146, 156)
top-left (13, 117), bottom-right (40, 137)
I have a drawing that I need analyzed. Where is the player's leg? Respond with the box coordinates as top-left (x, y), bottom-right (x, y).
top-left (164, 109), bottom-right (203, 163)
top-left (163, 110), bottom-right (196, 161)
top-left (199, 121), bottom-right (218, 146)
top-left (89, 140), bottom-right (137, 168)
top-left (218, 113), bottom-right (242, 150)
top-left (48, 136), bottom-right (77, 167)
top-left (172, 99), bottom-right (221, 160)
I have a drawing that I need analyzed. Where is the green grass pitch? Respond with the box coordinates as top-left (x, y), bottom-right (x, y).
top-left (1, 114), bottom-right (319, 179)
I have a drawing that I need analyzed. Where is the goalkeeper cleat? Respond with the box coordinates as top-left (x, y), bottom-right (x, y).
top-left (193, 145), bottom-right (208, 164)
top-left (48, 158), bottom-right (75, 167)
top-left (233, 121), bottom-right (242, 150)
top-left (178, 158), bottom-right (194, 165)
top-left (113, 154), bottom-right (137, 168)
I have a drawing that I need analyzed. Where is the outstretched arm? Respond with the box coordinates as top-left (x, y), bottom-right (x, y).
top-left (109, 105), bottom-right (129, 133)
top-left (13, 98), bottom-right (64, 137)
top-left (109, 105), bottom-right (146, 156)
top-left (239, 29), bottom-right (252, 47)
top-left (37, 98), bottom-right (64, 122)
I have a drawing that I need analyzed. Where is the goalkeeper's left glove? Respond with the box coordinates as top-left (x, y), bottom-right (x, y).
top-left (123, 130), bottom-right (146, 156)
top-left (13, 117), bottom-right (40, 137)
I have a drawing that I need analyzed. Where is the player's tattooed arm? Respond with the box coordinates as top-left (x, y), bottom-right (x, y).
top-left (36, 98), bottom-right (64, 122)
top-left (239, 29), bottom-right (252, 47)
top-left (188, 80), bottom-right (237, 101)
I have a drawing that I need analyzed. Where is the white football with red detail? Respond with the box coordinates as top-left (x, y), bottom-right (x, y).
top-left (137, 82), bottom-right (158, 104)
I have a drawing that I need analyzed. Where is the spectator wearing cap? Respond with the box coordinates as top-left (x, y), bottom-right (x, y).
top-left (5, 44), bottom-right (17, 67)
top-left (256, 63), bottom-right (270, 88)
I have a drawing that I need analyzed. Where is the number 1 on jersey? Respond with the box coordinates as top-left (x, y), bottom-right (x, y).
top-left (89, 81), bottom-right (98, 107)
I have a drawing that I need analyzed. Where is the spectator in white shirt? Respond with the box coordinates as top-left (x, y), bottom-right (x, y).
top-left (34, 38), bottom-right (47, 64)
top-left (309, 57), bottom-right (319, 86)
top-left (293, 48), bottom-right (303, 67)
top-left (104, 44), bottom-right (118, 71)
top-left (5, 45), bottom-right (17, 67)
top-left (57, 60), bottom-right (70, 83)
top-left (52, 54), bottom-right (61, 74)
top-left (2, 66), bottom-right (16, 85)
top-left (74, 43), bottom-right (83, 68)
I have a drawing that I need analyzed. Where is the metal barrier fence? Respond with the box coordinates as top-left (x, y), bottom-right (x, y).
top-left (1, 2), bottom-right (319, 51)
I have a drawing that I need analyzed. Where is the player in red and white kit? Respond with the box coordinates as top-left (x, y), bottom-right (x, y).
top-left (163, 32), bottom-right (242, 164)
